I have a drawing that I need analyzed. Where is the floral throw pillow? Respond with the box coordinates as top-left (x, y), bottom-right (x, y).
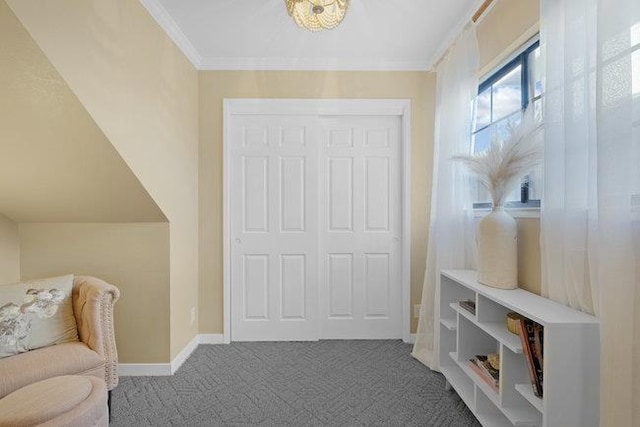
top-left (0, 275), bottom-right (79, 358)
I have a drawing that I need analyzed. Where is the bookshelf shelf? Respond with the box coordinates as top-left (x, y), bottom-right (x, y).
top-left (440, 364), bottom-right (474, 406)
top-left (450, 302), bottom-right (523, 353)
top-left (475, 412), bottom-right (513, 427)
top-left (515, 383), bottom-right (543, 413)
top-left (439, 318), bottom-right (457, 331)
top-left (451, 352), bottom-right (500, 404)
top-left (450, 302), bottom-right (473, 317)
top-left (439, 270), bottom-right (600, 427)
top-left (452, 351), bottom-right (538, 426)
top-left (501, 403), bottom-right (541, 427)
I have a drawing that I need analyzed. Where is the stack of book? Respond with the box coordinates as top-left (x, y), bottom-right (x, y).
top-left (468, 354), bottom-right (500, 393)
top-left (459, 299), bottom-right (476, 315)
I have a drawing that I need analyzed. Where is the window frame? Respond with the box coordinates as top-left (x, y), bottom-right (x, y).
top-left (472, 38), bottom-right (541, 211)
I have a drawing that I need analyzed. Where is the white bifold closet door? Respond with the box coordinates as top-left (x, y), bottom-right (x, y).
top-left (230, 115), bottom-right (320, 341)
top-left (230, 113), bottom-right (401, 341)
top-left (318, 116), bottom-right (402, 339)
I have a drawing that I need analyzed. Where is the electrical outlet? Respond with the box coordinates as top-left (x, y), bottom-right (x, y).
top-left (413, 304), bottom-right (421, 318)
top-left (190, 307), bottom-right (196, 325)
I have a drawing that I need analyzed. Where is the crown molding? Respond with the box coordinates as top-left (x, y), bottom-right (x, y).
top-left (198, 57), bottom-right (430, 71)
top-left (140, 0), bottom-right (202, 68)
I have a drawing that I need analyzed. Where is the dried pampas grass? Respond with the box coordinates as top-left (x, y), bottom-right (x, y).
top-left (453, 108), bottom-right (543, 207)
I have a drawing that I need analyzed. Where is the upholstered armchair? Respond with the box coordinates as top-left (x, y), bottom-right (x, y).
top-left (0, 276), bottom-right (120, 401)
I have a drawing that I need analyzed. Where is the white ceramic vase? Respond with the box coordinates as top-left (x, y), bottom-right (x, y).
top-left (477, 206), bottom-right (518, 289)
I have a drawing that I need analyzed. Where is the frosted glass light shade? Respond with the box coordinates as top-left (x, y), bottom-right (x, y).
top-left (285, 0), bottom-right (349, 32)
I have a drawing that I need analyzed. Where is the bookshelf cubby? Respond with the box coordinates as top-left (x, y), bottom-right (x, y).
top-left (439, 270), bottom-right (600, 427)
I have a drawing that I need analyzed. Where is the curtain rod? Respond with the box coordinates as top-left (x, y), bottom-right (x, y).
top-left (472, 0), bottom-right (494, 22)
top-left (429, 0), bottom-right (495, 70)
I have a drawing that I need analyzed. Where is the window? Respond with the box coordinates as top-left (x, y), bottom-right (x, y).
top-left (471, 39), bottom-right (542, 209)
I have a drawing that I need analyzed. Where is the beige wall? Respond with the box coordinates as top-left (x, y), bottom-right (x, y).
top-left (476, 0), bottom-right (542, 295)
top-left (19, 223), bottom-right (170, 363)
top-left (477, 0), bottom-right (540, 74)
top-left (199, 71), bottom-right (436, 334)
top-left (7, 0), bottom-right (200, 359)
top-left (516, 218), bottom-right (541, 294)
top-left (0, 2), bottom-right (164, 223)
top-left (0, 213), bottom-right (20, 284)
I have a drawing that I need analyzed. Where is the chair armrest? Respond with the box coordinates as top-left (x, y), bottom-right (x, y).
top-left (72, 276), bottom-right (120, 390)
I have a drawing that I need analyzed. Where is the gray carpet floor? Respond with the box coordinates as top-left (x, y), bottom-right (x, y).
top-left (111, 340), bottom-right (481, 426)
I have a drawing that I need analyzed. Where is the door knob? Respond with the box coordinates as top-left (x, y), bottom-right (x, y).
top-left (235, 238), bottom-right (242, 244)
top-left (393, 237), bottom-right (399, 242)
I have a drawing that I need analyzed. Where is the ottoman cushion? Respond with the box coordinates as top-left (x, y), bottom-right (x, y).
top-left (0, 375), bottom-right (107, 427)
top-left (0, 342), bottom-right (105, 399)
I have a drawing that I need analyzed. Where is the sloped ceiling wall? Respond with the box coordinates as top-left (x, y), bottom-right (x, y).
top-left (6, 0), bottom-right (200, 360)
top-left (0, 2), bottom-right (171, 363)
top-left (0, 2), bottom-right (165, 223)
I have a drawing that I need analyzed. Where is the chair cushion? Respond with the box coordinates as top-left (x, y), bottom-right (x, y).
top-left (0, 376), bottom-right (106, 427)
top-left (0, 342), bottom-right (104, 399)
top-left (0, 275), bottom-right (79, 358)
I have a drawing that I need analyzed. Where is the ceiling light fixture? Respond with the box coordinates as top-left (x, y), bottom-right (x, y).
top-left (285, 0), bottom-right (350, 32)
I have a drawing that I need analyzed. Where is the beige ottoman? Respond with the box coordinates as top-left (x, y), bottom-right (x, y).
top-left (0, 376), bottom-right (108, 427)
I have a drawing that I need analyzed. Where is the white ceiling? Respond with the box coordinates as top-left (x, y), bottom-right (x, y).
top-left (142, 0), bottom-right (484, 71)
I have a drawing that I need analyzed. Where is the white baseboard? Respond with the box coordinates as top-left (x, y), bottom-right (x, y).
top-left (118, 363), bottom-right (172, 376)
top-left (119, 333), bottom-right (226, 377)
top-left (170, 334), bottom-right (200, 374)
top-left (198, 334), bottom-right (225, 344)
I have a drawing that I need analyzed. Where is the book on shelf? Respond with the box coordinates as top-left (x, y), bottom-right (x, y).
top-left (519, 318), bottom-right (544, 398)
top-left (459, 299), bottom-right (476, 315)
top-left (474, 355), bottom-right (500, 381)
top-left (468, 354), bottom-right (499, 393)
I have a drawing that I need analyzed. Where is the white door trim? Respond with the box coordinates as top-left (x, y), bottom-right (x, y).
top-left (223, 99), bottom-right (412, 343)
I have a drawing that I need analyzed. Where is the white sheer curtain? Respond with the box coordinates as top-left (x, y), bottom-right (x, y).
top-left (412, 26), bottom-right (478, 370)
top-left (540, 0), bottom-right (640, 425)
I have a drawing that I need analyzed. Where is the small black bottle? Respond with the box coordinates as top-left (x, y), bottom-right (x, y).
top-left (520, 176), bottom-right (530, 203)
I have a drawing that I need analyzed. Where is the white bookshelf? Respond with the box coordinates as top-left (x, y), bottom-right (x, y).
top-left (439, 270), bottom-right (599, 427)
